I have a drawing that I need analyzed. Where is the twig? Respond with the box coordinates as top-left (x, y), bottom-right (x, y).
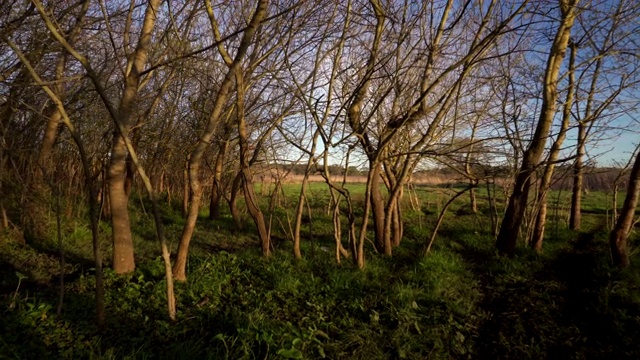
top-left (425, 186), bottom-right (473, 255)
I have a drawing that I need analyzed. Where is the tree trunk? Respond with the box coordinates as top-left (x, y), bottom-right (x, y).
top-left (332, 198), bottom-right (342, 264)
top-left (209, 139), bottom-right (228, 220)
top-left (392, 192), bottom-right (403, 247)
top-left (531, 193), bottom-right (549, 252)
top-left (124, 156), bottom-right (134, 197)
top-left (106, 0), bottom-right (162, 274)
top-left (173, 159), bottom-right (203, 281)
top-left (320, 152), bottom-right (352, 265)
top-left (531, 42), bottom-right (576, 252)
top-left (0, 132), bottom-right (6, 230)
top-left (496, 0), bottom-right (577, 255)
top-left (100, 162), bottom-right (110, 219)
top-left (382, 196), bottom-right (395, 256)
top-left (356, 165), bottom-right (379, 269)
top-left (470, 186), bottom-right (478, 214)
top-left (38, 105), bottom-right (62, 175)
top-left (37, 18), bottom-right (75, 179)
top-left (242, 171), bottom-right (271, 256)
top-left (382, 181), bottom-right (405, 254)
top-left (229, 171), bottom-right (243, 230)
top-left (487, 179), bottom-right (499, 238)
top-left (108, 135), bottom-right (135, 274)
top-left (293, 187), bottom-right (306, 259)
top-left (570, 121), bottom-right (586, 230)
top-left (610, 149), bottom-right (640, 267)
top-left (235, 69), bottom-right (270, 257)
top-left (182, 156), bottom-right (189, 218)
top-left (370, 161), bottom-right (386, 253)
top-left (293, 126), bottom-right (321, 259)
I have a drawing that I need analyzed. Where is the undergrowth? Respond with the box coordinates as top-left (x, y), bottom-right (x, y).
top-left (1, 186), bottom-right (639, 359)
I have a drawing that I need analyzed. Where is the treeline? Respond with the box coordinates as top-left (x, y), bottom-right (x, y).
top-left (256, 163), bottom-right (367, 177)
top-left (549, 167), bottom-right (631, 192)
top-left (417, 166), bottom-right (632, 192)
top-left (258, 163), bottom-right (630, 192)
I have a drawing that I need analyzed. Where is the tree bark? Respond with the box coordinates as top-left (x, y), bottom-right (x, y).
top-left (391, 192), bottom-right (403, 247)
top-left (108, 135), bottom-right (135, 273)
top-left (124, 156), bottom-right (134, 197)
top-left (209, 138), bottom-right (228, 220)
top-left (382, 182), bottom-right (399, 254)
top-left (182, 156), bottom-right (189, 218)
top-left (610, 149), bottom-right (640, 267)
top-left (229, 171), bottom-right (243, 230)
top-left (356, 161), bottom-right (380, 269)
top-left (38, 104), bottom-right (63, 175)
top-left (370, 161), bottom-right (386, 253)
top-left (570, 117), bottom-right (587, 230)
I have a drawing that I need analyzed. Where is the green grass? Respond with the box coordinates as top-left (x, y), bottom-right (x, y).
top-left (1, 184), bottom-right (639, 359)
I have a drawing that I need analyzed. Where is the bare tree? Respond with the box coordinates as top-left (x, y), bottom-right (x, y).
top-left (497, 0), bottom-right (579, 256)
top-left (569, 0), bottom-right (640, 230)
top-left (32, 0), bottom-right (164, 273)
top-left (173, 0), bottom-right (268, 281)
top-left (530, 42), bottom-right (576, 252)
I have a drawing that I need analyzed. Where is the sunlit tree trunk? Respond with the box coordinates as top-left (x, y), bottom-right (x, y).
top-left (531, 42), bottom-right (575, 252)
top-left (610, 148), bottom-right (640, 267)
top-left (570, 122), bottom-right (587, 230)
top-left (292, 128), bottom-right (320, 259)
top-left (382, 168), bottom-right (408, 252)
top-left (346, 0), bottom-right (384, 267)
top-left (497, 0), bottom-right (578, 255)
top-left (356, 160), bottom-right (380, 268)
top-left (469, 186), bottom-right (478, 214)
top-left (38, 56), bottom-right (64, 176)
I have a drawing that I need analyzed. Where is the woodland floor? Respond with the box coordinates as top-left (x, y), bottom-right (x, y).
top-left (1, 189), bottom-right (639, 359)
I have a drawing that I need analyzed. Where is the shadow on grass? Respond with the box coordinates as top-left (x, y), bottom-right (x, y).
top-left (455, 231), bottom-right (640, 359)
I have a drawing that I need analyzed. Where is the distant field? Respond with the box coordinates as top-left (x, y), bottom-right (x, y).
top-left (260, 173), bottom-right (469, 185)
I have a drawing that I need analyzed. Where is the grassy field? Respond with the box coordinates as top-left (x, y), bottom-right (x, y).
top-left (1, 182), bottom-right (639, 359)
